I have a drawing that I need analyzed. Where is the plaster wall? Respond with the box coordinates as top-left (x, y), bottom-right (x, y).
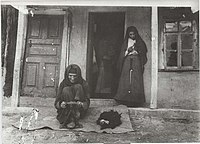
top-left (67, 6), bottom-right (199, 110)
top-left (158, 72), bottom-right (200, 110)
top-left (68, 6), bottom-right (152, 103)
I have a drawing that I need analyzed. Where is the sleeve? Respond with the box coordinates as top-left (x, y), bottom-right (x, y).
top-left (54, 81), bottom-right (64, 109)
top-left (137, 40), bottom-right (148, 66)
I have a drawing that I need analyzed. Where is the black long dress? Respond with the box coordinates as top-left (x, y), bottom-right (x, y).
top-left (114, 26), bottom-right (147, 107)
top-left (54, 64), bottom-right (90, 124)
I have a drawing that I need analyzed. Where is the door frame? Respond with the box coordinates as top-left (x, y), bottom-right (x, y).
top-left (11, 7), bottom-right (71, 106)
top-left (86, 12), bottom-right (94, 92)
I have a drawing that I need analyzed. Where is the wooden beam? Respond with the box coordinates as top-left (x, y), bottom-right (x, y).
top-left (2, 0), bottom-right (199, 7)
top-left (150, 6), bottom-right (158, 109)
top-left (58, 11), bottom-right (68, 84)
top-left (11, 6), bottom-right (28, 107)
top-left (11, 5), bottom-right (28, 14)
top-left (33, 9), bottom-right (66, 15)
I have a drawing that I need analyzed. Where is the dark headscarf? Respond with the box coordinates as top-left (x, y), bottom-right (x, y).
top-left (117, 26), bottom-right (148, 72)
top-left (63, 64), bottom-right (84, 86)
top-left (124, 26), bottom-right (140, 42)
top-left (123, 26), bottom-right (147, 54)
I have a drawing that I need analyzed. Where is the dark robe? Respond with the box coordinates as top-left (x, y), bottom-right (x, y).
top-left (54, 64), bottom-right (90, 124)
top-left (114, 26), bottom-right (147, 107)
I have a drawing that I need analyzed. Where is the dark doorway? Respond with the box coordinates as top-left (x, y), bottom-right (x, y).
top-left (87, 12), bottom-right (125, 98)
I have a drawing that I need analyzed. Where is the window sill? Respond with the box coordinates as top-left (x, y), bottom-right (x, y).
top-left (159, 69), bottom-right (199, 72)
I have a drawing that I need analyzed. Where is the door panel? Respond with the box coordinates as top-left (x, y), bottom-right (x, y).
top-left (30, 18), bottom-right (41, 37)
top-left (44, 64), bottom-right (57, 87)
top-left (26, 64), bottom-right (38, 86)
top-left (29, 44), bottom-right (58, 55)
top-left (49, 19), bottom-right (60, 37)
top-left (23, 15), bottom-right (63, 97)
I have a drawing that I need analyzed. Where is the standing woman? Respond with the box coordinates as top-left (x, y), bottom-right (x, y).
top-left (114, 26), bottom-right (147, 107)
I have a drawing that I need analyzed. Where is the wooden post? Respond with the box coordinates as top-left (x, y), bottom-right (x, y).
top-left (66, 9), bottom-right (72, 68)
top-left (150, 6), bottom-right (158, 109)
top-left (11, 6), bottom-right (28, 107)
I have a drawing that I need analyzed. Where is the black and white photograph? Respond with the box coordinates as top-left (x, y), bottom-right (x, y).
top-left (1, 0), bottom-right (199, 143)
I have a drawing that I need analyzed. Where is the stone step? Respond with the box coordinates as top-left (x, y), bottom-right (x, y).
top-left (2, 96), bottom-right (117, 107)
top-left (2, 96), bottom-right (200, 121)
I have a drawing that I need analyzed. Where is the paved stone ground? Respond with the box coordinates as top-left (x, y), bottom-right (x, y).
top-left (2, 96), bottom-right (200, 144)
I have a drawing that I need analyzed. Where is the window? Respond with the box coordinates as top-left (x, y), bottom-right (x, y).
top-left (163, 20), bottom-right (198, 70)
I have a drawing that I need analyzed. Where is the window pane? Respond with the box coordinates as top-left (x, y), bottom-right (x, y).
top-left (165, 35), bottom-right (178, 67)
top-left (167, 51), bottom-right (177, 66)
top-left (179, 21), bottom-right (192, 32)
top-left (166, 35), bottom-right (178, 50)
top-left (181, 34), bottom-right (193, 50)
top-left (165, 22), bottom-right (178, 32)
top-left (182, 51), bottom-right (193, 66)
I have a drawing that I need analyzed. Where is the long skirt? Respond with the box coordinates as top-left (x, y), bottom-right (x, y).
top-left (114, 54), bottom-right (145, 107)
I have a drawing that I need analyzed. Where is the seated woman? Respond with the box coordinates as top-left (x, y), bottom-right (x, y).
top-left (54, 64), bottom-right (90, 129)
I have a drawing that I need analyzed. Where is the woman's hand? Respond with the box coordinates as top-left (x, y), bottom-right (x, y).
top-left (60, 101), bottom-right (67, 108)
top-left (128, 46), bottom-right (134, 53)
top-left (76, 101), bottom-right (84, 108)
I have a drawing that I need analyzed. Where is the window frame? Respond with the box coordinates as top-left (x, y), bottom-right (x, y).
top-left (163, 19), bottom-right (197, 71)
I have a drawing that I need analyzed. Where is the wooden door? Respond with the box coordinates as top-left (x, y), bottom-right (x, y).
top-left (22, 15), bottom-right (63, 98)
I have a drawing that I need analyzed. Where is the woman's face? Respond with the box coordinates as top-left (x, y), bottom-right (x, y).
top-left (68, 73), bottom-right (78, 83)
top-left (129, 31), bottom-right (136, 40)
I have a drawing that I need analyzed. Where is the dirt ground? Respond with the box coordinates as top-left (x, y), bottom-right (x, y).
top-left (2, 97), bottom-right (200, 144)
